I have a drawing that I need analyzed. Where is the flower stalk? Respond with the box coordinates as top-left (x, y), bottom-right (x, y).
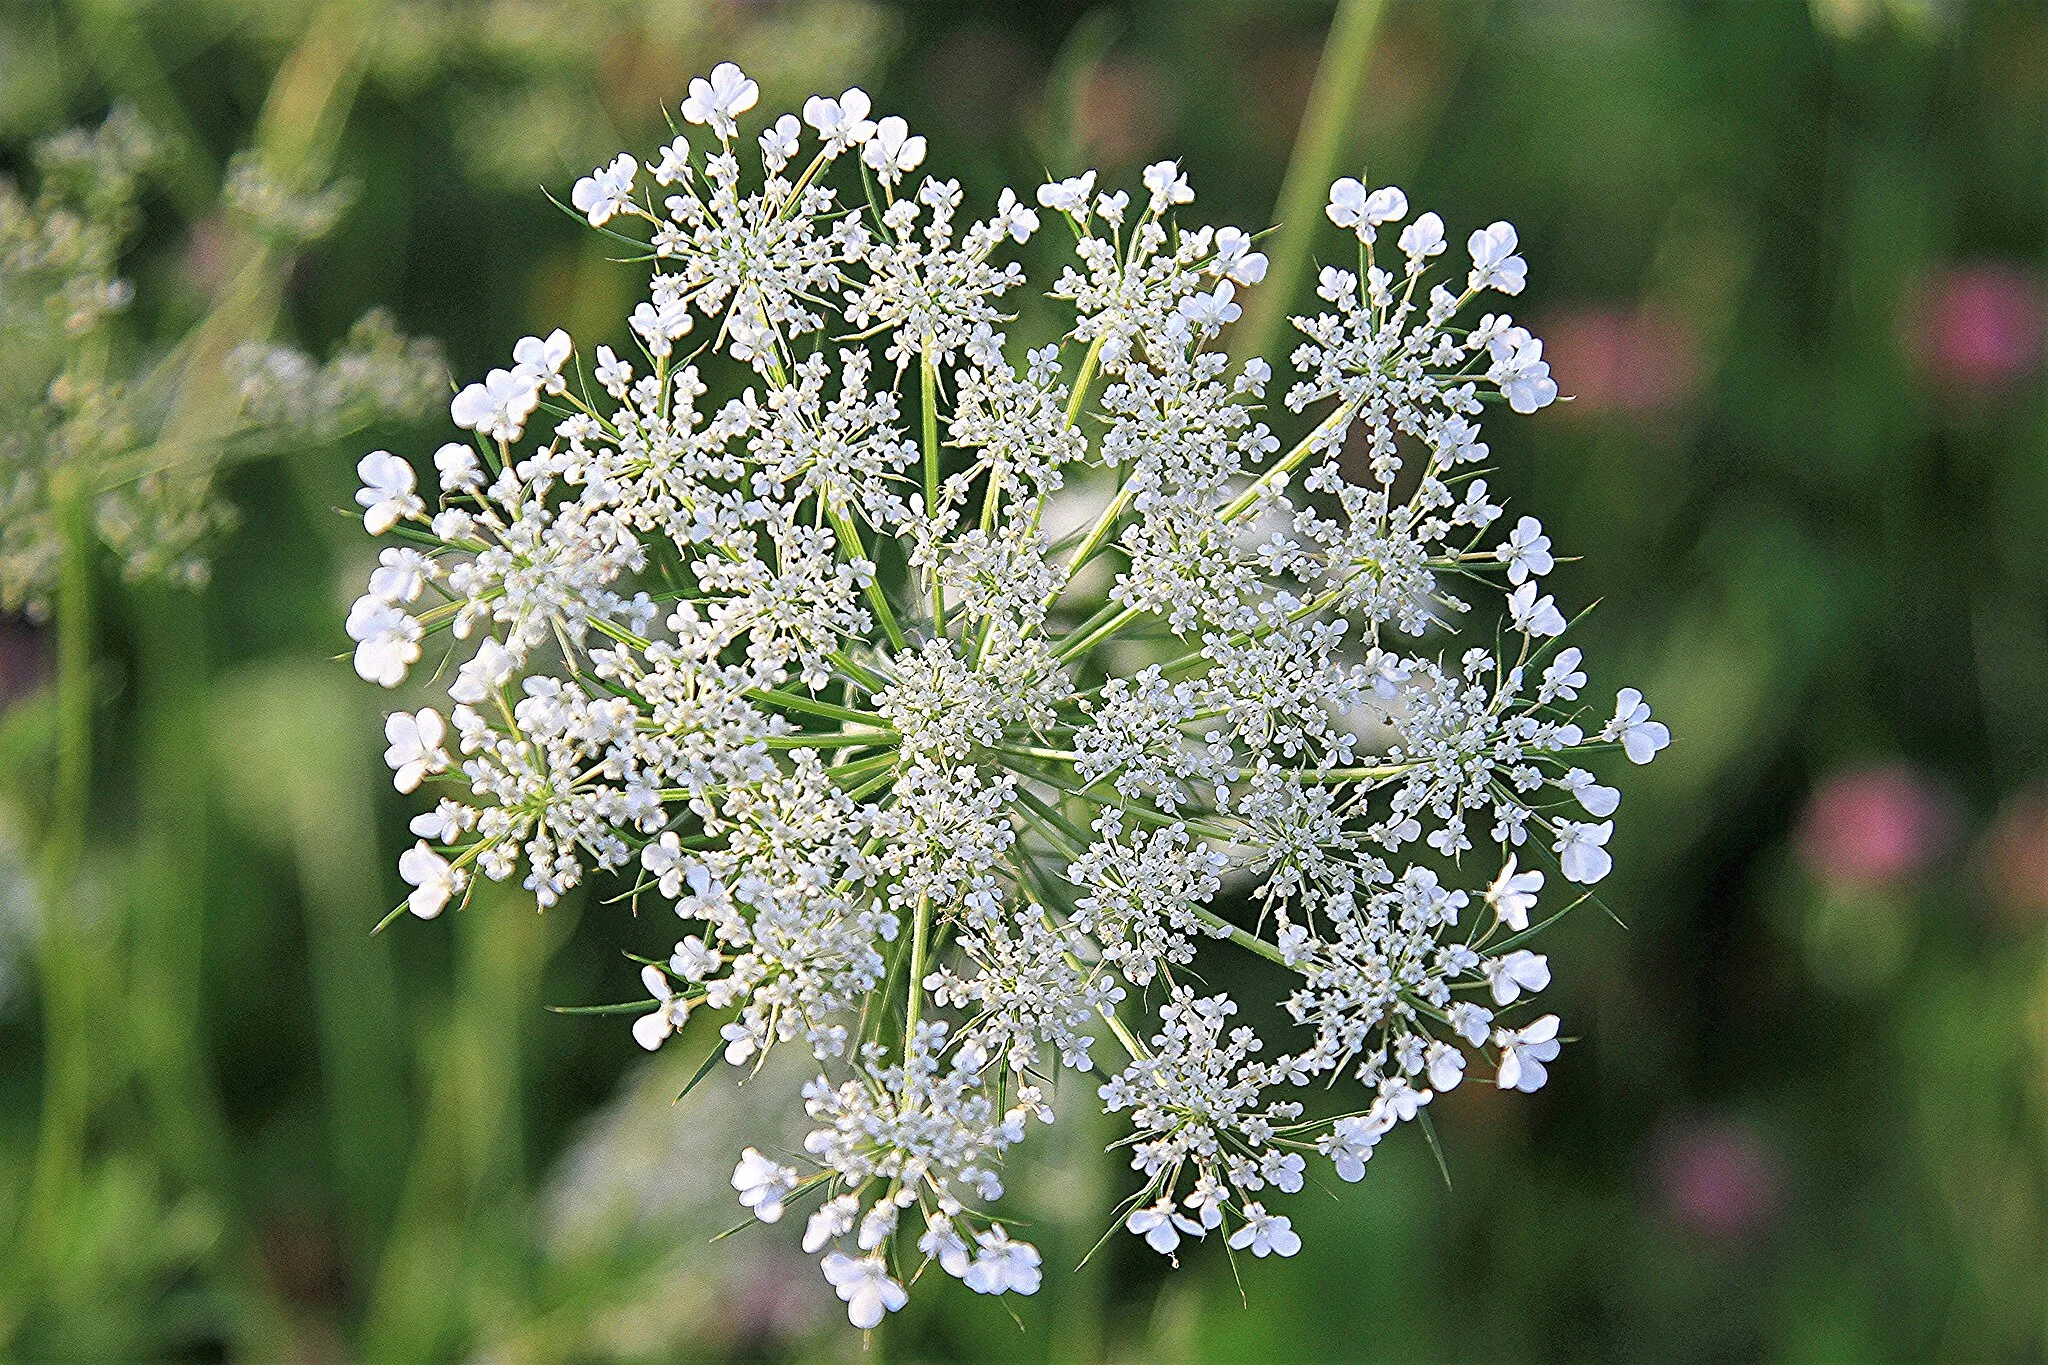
top-left (15, 471), bottom-right (97, 1284)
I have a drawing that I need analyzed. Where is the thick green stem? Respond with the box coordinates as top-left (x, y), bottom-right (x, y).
top-left (1013, 787), bottom-right (1285, 971)
top-left (212, 659), bottom-right (413, 1268)
top-left (1065, 334), bottom-right (1106, 428)
top-left (132, 587), bottom-right (232, 1192)
top-left (16, 472), bottom-right (97, 1281)
top-left (1096, 1000), bottom-right (1150, 1063)
top-left (746, 688), bottom-right (890, 728)
top-left (1011, 337), bottom-right (1117, 643)
top-left (823, 750), bottom-right (902, 788)
top-left (1048, 411), bottom-right (1352, 667)
top-left (1188, 902), bottom-right (1291, 968)
top-left (1050, 596), bottom-right (1129, 655)
top-left (1218, 403), bottom-right (1352, 523)
top-left (134, 626), bottom-right (299, 1363)
top-left (996, 744), bottom-right (1082, 764)
top-left (282, 674), bottom-right (412, 1255)
top-left (1052, 784), bottom-right (1240, 844)
top-left (829, 650), bottom-right (891, 695)
top-left (1127, 580), bottom-right (1356, 690)
top-left (1232, 0), bottom-right (1388, 369)
top-left (1303, 763), bottom-right (1416, 784)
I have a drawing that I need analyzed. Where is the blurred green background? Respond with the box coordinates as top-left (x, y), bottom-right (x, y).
top-left (0, 0), bottom-right (2043, 1360)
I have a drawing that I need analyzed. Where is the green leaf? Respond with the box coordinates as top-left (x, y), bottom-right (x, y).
top-left (674, 1038), bottom-right (726, 1105)
top-left (1417, 1108), bottom-right (1455, 1193)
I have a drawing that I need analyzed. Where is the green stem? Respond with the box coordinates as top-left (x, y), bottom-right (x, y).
top-left (1096, 999), bottom-right (1150, 1062)
top-left (903, 894), bottom-right (932, 1056)
top-left (1188, 902), bottom-right (1291, 968)
top-left (977, 459), bottom-right (1007, 540)
top-left (1014, 785), bottom-right (1288, 972)
top-left (1232, 0), bottom-right (1388, 369)
top-left (1046, 412), bottom-right (1355, 668)
top-left (764, 729), bottom-right (899, 750)
top-left (921, 346), bottom-right (946, 636)
top-left (1065, 335), bottom-right (1106, 427)
top-left (1058, 483), bottom-right (1134, 584)
top-left (826, 501), bottom-right (907, 651)
top-left (746, 689), bottom-right (890, 728)
top-left (1052, 784), bottom-right (1241, 844)
top-left (1009, 785), bottom-right (1094, 863)
top-left (840, 767), bottom-right (899, 804)
top-left (1218, 402), bottom-right (1353, 523)
top-left (996, 744), bottom-right (1082, 764)
top-left (829, 650), bottom-right (892, 695)
top-left (15, 472), bottom-right (96, 1286)
top-left (130, 599), bottom-right (300, 1357)
top-left (1054, 603), bottom-right (1144, 664)
top-left (1303, 763), bottom-right (1416, 784)
top-left (1077, 581), bottom-right (1347, 700)
top-left (361, 883), bottom-right (561, 1360)
top-left (823, 750), bottom-right (901, 787)
top-left (131, 586), bottom-right (232, 1192)
top-left (1051, 596), bottom-right (1129, 654)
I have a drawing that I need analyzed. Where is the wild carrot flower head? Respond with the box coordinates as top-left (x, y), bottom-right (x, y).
top-left (352, 64), bottom-right (1668, 1329)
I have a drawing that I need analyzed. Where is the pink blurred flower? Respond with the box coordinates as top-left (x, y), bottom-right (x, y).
top-left (1982, 789), bottom-right (2048, 930)
top-left (1236, 20), bottom-right (1442, 155)
top-left (1237, 43), bottom-right (1321, 154)
top-left (718, 1249), bottom-right (831, 1347)
top-left (0, 617), bottom-right (50, 713)
top-left (1797, 763), bottom-right (1954, 888)
top-left (1901, 263), bottom-right (2044, 394)
top-left (1537, 306), bottom-right (1697, 416)
top-left (1653, 1117), bottom-right (1781, 1242)
top-left (181, 214), bottom-right (236, 298)
top-left (1075, 59), bottom-right (1170, 166)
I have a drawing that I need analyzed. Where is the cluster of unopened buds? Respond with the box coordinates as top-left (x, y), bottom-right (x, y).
top-left (348, 62), bottom-right (1668, 1329)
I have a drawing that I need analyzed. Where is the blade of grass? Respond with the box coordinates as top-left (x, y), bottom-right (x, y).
top-left (1416, 1108), bottom-right (1455, 1192)
top-left (674, 1037), bottom-right (727, 1105)
top-left (1231, 0), bottom-right (1388, 371)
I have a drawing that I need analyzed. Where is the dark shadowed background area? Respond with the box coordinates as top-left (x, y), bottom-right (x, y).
top-left (0, 0), bottom-right (2042, 1360)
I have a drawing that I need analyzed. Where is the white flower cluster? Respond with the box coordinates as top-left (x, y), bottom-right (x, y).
top-left (351, 65), bottom-right (1669, 1330)
top-left (0, 108), bottom-right (445, 614)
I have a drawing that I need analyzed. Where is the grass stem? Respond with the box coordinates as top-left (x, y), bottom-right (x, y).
top-left (1231, 0), bottom-right (1388, 370)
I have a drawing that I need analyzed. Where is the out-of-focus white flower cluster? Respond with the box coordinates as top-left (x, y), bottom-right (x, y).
top-left (353, 63), bottom-right (1669, 1330)
top-left (227, 310), bottom-right (447, 448)
top-left (0, 109), bottom-right (445, 615)
top-left (221, 149), bottom-right (357, 243)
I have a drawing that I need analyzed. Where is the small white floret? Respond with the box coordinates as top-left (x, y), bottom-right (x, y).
top-left (681, 63), bottom-right (759, 138)
top-left (397, 841), bottom-right (459, 919)
top-left (1555, 819), bottom-right (1614, 884)
top-left (731, 1147), bottom-right (797, 1224)
top-left (355, 451), bottom-right (422, 534)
